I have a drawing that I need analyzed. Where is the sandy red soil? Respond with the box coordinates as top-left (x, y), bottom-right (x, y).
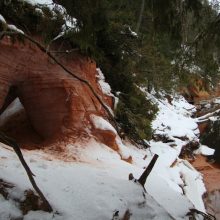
top-left (192, 155), bottom-right (220, 218)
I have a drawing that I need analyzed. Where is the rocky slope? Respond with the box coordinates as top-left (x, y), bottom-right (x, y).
top-left (193, 98), bottom-right (220, 219)
top-left (0, 2), bottom-right (220, 219)
top-left (0, 36), bottom-right (212, 219)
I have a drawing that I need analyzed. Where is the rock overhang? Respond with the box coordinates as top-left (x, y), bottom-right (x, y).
top-left (0, 37), bottom-right (115, 149)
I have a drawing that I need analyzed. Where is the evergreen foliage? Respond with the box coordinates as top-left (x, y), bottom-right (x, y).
top-left (1, 0), bottom-right (220, 144)
top-left (0, 0), bottom-right (64, 43)
top-left (116, 87), bottom-right (157, 142)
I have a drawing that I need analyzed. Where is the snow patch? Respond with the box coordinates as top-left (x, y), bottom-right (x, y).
top-left (0, 14), bottom-right (24, 34)
top-left (25, 0), bottom-right (53, 4)
top-left (0, 195), bottom-right (22, 220)
top-left (90, 114), bottom-right (117, 134)
top-left (0, 144), bottom-right (174, 220)
top-left (96, 68), bottom-right (113, 97)
top-left (0, 14), bottom-right (6, 24)
top-left (195, 145), bottom-right (215, 156)
top-left (7, 24), bottom-right (24, 34)
top-left (152, 95), bottom-right (199, 140)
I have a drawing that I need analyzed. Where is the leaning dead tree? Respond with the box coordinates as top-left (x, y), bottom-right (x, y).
top-left (0, 132), bottom-right (53, 212)
top-left (129, 154), bottom-right (159, 188)
top-left (138, 154), bottom-right (159, 187)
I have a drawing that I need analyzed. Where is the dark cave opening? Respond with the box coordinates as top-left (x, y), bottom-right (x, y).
top-left (200, 120), bottom-right (220, 163)
top-left (0, 85), bottom-right (44, 148)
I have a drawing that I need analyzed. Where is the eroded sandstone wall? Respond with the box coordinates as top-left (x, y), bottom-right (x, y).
top-left (0, 37), bottom-right (114, 147)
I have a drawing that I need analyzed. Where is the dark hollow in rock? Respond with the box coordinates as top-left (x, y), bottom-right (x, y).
top-left (179, 141), bottom-right (200, 160)
top-left (200, 120), bottom-right (220, 163)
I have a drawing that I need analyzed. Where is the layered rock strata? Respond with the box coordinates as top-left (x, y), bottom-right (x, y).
top-left (0, 37), bottom-right (114, 148)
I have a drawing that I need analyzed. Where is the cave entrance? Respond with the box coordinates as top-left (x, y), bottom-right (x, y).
top-left (0, 86), bottom-right (44, 149)
top-left (0, 80), bottom-right (71, 149)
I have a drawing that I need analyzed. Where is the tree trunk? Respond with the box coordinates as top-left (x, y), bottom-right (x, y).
top-left (138, 154), bottom-right (159, 187)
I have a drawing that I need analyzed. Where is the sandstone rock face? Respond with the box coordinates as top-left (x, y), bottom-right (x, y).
top-left (181, 77), bottom-right (220, 105)
top-left (0, 37), bottom-right (114, 148)
top-left (192, 156), bottom-right (220, 219)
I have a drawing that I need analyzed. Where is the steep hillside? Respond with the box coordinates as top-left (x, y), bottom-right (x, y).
top-left (0, 1), bottom-right (220, 219)
top-left (0, 57), bottom-right (214, 219)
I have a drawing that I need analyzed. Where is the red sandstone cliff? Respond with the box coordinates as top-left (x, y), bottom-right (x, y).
top-left (0, 37), bottom-right (116, 149)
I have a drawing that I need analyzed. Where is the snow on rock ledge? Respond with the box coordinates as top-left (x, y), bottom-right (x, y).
top-left (90, 114), bottom-right (119, 151)
top-left (0, 14), bottom-right (24, 34)
top-left (90, 114), bottom-right (117, 134)
top-left (90, 114), bottom-right (132, 161)
top-left (96, 68), bottom-right (113, 97)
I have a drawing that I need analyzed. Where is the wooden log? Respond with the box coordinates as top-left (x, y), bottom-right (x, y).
top-left (138, 154), bottom-right (159, 187)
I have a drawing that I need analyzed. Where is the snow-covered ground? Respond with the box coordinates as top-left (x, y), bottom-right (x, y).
top-left (0, 139), bottom-right (202, 220)
top-left (0, 89), bottom-right (212, 219)
top-left (0, 1), bottom-right (213, 218)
